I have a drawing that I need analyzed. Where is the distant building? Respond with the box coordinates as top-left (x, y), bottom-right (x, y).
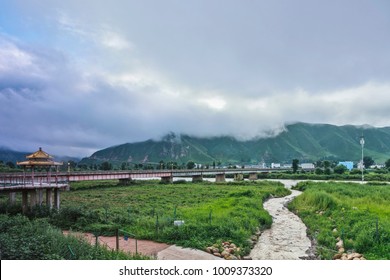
top-left (338, 161), bottom-right (354, 171)
top-left (300, 163), bottom-right (315, 169)
top-left (271, 163), bottom-right (281, 168)
top-left (370, 164), bottom-right (385, 169)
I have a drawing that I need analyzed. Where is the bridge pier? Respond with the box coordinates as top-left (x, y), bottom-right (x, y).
top-left (46, 189), bottom-right (53, 209)
top-left (248, 172), bottom-right (258, 181)
top-left (54, 189), bottom-right (61, 210)
top-left (29, 190), bottom-right (37, 209)
top-left (234, 173), bottom-right (244, 181)
top-left (192, 175), bottom-right (203, 183)
top-left (37, 189), bottom-right (44, 205)
top-left (119, 178), bottom-right (133, 185)
top-left (215, 174), bottom-right (226, 183)
top-left (161, 176), bottom-right (173, 184)
top-left (22, 191), bottom-right (28, 214)
top-left (8, 192), bottom-right (16, 206)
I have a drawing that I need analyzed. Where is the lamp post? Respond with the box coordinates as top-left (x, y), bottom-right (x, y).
top-left (360, 135), bottom-right (365, 181)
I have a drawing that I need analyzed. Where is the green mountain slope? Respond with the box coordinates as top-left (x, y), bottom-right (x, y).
top-left (79, 123), bottom-right (390, 166)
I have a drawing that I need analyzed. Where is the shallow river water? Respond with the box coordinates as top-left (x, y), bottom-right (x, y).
top-left (249, 180), bottom-right (313, 260)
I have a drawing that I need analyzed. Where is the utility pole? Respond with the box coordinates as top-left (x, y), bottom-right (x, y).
top-left (360, 135), bottom-right (365, 181)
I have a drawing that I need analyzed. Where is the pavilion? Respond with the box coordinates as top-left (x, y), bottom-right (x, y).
top-left (11, 147), bottom-right (66, 213)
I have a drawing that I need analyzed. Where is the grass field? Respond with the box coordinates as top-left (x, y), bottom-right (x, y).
top-left (289, 181), bottom-right (390, 260)
top-left (51, 180), bottom-right (289, 256)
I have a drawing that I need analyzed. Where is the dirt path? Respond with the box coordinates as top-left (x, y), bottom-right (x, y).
top-left (63, 231), bottom-right (219, 260)
top-left (249, 180), bottom-right (314, 260)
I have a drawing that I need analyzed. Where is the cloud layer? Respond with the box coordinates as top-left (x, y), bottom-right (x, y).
top-left (1, 0), bottom-right (390, 157)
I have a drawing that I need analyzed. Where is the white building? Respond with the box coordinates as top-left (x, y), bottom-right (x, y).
top-left (300, 163), bottom-right (315, 169)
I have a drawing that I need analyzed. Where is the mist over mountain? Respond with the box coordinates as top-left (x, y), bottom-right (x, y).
top-left (78, 123), bottom-right (390, 167)
top-left (0, 147), bottom-right (80, 165)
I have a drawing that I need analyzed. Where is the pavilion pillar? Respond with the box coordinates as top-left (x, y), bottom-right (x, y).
top-left (29, 190), bottom-right (37, 209)
top-left (215, 174), bottom-right (226, 183)
top-left (22, 191), bottom-right (28, 214)
top-left (8, 192), bottom-right (16, 206)
top-left (37, 189), bottom-right (44, 205)
top-left (46, 188), bottom-right (53, 209)
top-left (54, 189), bottom-right (61, 209)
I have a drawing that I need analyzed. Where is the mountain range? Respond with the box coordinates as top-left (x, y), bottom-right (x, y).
top-left (78, 123), bottom-right (390, 167)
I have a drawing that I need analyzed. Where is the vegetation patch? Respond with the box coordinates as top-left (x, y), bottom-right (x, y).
top-left (289, 181), bottom-right (390, 259)
top-left (0, 214), bottom-right (150, 260)
top-left (12, 180), bottom-right (288, 258)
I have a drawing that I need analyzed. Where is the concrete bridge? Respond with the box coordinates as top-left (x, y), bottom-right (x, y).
top-left (0, 167), bottom-right (302, 212)
top-left (1, 167), bottom-right (294, 184)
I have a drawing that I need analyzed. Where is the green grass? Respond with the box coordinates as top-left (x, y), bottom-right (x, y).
top-left (0, 214), bottom-right (150, 260)
top-left (53, 180), bottom-right (290, 256)
top-left (289, 181), bottom-right (390, 259)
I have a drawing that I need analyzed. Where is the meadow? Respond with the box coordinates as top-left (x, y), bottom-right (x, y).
top-left (289, 181), bottom-right (390, 259)
top-left (49, 180), bottom-right (290, 257)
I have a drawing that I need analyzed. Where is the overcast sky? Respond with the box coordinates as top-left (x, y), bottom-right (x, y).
top-left (1, 0), bottom-right (390, 157)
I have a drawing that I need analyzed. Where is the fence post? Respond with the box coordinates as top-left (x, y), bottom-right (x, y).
top-left (375, 217), bottom-right (379, 243)
top-left (156, 214), bottom-right (159, 238)
top-left (116, 228), bottom-right (119, 252)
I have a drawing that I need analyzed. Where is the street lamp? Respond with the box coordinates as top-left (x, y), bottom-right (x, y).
top-left (360, 135), bottom-right (365, 181)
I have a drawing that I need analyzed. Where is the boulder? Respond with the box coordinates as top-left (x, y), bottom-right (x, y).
top-left (336, 239), bottom-right (344, 249)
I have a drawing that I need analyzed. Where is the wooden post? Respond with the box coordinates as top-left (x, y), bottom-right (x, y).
top-left (116, 229), bottom-right (119, 252)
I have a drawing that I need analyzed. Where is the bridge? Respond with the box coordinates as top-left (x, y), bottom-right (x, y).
top-left (0, 167), bottom-right (294, 185)
top-left (0, 167), bottom-right (299, 213)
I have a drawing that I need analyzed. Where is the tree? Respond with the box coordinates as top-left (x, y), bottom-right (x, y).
top-left (334, 164), bottom-right (348, 174)
top-left (363, 156), bottom-right (374, 168)
top-left (315, 167), bottom-right (324, 175)
top-left (101, 161), bottom-right (112, 171)
top-left (159, 160), bottom-right (165, 170)
top-left (385, 158), bottom-right (390, 169)
top-left (323, 160), bottom-right (331, 169)
top-left (187, 161), bottom-right (195, 169)
top-left (292, 159), bottom-right (299, 173)
top-left (6, 161), bottom-right (15, 169)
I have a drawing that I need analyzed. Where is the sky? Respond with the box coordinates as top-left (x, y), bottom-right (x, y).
top-left (1, 0), bottom-right (390, 157)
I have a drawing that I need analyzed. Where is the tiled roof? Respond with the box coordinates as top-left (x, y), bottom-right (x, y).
top-left (17, 147), bottom-right (63, 166)
top-left (26, 147), bottom-right (53, 159)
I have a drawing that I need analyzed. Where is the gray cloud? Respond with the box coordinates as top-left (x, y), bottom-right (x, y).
top-left (1, 1), bottom-right (390, 157)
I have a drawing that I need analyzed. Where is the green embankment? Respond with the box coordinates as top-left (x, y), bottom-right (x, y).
top-left (289, 181), bottom-right (390, 259)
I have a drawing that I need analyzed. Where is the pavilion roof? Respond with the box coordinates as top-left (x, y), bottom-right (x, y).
top-left (26, 147), bottom-right (53, 159)
top-left (17, 147), bottom-right (63, 167)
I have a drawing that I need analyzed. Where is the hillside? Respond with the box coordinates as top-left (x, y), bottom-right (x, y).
top-left (79, 123), bottom-right (390, 166)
